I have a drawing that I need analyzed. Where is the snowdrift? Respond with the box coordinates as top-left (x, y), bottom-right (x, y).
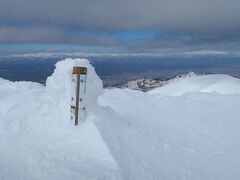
top-left (1, 58), bottom-right (240, 180)
top-left (149, 73), bottom-right (240, 96)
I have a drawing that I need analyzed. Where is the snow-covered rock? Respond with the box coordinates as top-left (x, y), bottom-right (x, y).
top-left (108, 72), bottom-right (198, 92)
top-left (112, 79), bottom-right (168, 92)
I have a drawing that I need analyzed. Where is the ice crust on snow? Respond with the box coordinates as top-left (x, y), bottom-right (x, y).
top-left (1, 58), bottom-right (240, 180)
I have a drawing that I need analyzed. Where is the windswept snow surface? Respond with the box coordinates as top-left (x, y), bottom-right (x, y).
top-left (1, 58), bottom-right (240, 180)
top-left (149, 73), bottom-right (240, 96)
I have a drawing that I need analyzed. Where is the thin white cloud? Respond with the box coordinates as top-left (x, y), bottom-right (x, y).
top-left (3, 50), bottom-right (236, 59)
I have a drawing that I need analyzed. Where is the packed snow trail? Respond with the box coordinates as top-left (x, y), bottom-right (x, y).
top-left (1, 58), bottom-right (240, 180)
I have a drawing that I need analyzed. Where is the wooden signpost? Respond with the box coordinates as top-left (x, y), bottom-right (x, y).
top-left (71, 67), bottom-right (87, 126)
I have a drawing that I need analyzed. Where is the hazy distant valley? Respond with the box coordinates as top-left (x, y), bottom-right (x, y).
top-left (1, 54), bottom-right (240, 89)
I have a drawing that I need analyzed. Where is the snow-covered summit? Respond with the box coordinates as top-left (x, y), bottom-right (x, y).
top-left (110, 72), bottom-right (197, 92)
top-left (1, 58), bottom-right (240, 180)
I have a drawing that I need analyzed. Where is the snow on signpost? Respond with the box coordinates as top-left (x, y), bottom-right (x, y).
top-left (70, 67), bottom-right (87, 126)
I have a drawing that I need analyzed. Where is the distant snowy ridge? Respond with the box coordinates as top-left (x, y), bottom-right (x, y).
top-left (114, 71), bottom-right (240, 93)
top-left (1, 58), bottom-right (240, 180)
top-left (110, 72), bottom-right (198, 92)
top-left (109, 78), bottom-right (168, 92)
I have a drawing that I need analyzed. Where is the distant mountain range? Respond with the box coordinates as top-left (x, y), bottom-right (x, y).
top-left (107, 72), bottom-right (198, 92)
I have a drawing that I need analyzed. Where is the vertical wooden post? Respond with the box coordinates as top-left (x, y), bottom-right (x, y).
top-left (75, 73), bottom-right (80, 126)
top-left (71, 67), bottom-right (87, 126)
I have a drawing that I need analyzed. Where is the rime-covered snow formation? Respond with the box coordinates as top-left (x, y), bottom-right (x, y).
top-left (1, 58), bottom-right (240, 180)
top-left (46, 58), bottom-right (103, 124)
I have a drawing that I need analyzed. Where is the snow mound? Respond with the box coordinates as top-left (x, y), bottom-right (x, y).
top-left (149, 74), bottom-right (240, 96)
